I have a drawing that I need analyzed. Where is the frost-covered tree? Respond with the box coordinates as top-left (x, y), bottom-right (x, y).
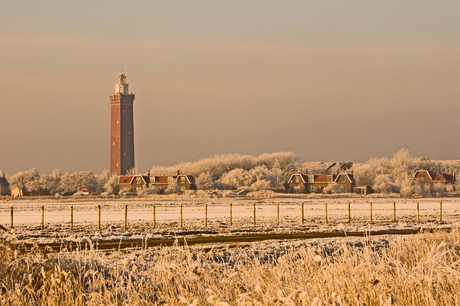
top-left (103, 174), bottom-right (119, 194)
top-left (219, 168), bottom-right (252, 190)
top-left (39, 169), bottom-right (62, 195)
top-left (60, 171), bottom-right (98, 194)
top-left (126, 167), bottom-right (138, 175)
top-left (372, 174), bottom-right (397, 194)
top-left (149, 152), bottom-right (300, 185)
top-left (390, 149), bottom-right (417, 185)
top-left (399, 174), bottom-right (415, 198)
top-left (250, 179), bottom-right (271, 191)
top-left (165, 179), bottom-right (179, 194)
top-left (9, 168), bottom-right (41, 194)
top-left (353, 157), bottom-right (389, 186)
top-left (195, 172), bottom-right (214, 190)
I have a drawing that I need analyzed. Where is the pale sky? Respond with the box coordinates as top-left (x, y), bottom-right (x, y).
top-left (1, 1), bottom-right (459, 175)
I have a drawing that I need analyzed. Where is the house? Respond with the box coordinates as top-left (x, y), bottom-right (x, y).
top-left (414, 170), bottom-right (455, 192)
top-left (287, 174), bottom-right (309, 193)
top-left (288, 172), bottom-right (357, 194)
top-left (150, 176), bottom-right (172, 191)
top-left (0, 173), bottom-right (9, 196)
top-left (176, 174), bottom-right (196, 192)
top-left (118, 175), bottom-right (150, 193)
top-left (74, 187), bottom-right (91, 196)
top-left (150, 174), bottom-right (196, 192)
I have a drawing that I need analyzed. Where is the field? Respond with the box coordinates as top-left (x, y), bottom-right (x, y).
top-left (1, 196), bottom-right (459, 305)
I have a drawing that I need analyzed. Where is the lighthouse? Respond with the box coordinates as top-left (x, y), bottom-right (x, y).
top-left (110, 72), bottom-right (135, 175)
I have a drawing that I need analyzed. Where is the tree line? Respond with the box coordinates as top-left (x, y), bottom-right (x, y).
top-left (4, 149), bottom-right (460, 196)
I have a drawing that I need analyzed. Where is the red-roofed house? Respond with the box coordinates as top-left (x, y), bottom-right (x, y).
top-left (150, 174), bottom-right (196, 192)
top-left (118, 175), bottom-right (150, 192)
top-left (150, 176), bottom-right (172, 191)
top-left (287, 174), bottom-right (309, 193)
top-left (288, 173), bottom-right (357, 193)
top-left (414, 170), bottom-right (455, 192)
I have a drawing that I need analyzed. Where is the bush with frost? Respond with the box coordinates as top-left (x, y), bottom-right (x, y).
top-left (323, 183), bottom-right (343, 194)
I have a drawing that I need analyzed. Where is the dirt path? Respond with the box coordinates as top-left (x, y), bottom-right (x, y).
top-left (29, 227), bottom-right (450, 252)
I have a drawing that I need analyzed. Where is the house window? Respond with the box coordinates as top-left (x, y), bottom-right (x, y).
top-left (294, 176), bottom-right (299, 183)
top-left (420, 176), bottom-right (425, 182)
top-left (136, 177), bottom-right (142, 184)
top-left (327, 175), bottom-right (333, 182)
top-left (341, 176), bottom-right (346, 182)
top-left (180, 176), bottom-right (186, 184)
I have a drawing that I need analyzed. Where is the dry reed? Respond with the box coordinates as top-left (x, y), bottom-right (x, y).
top-left (1, 230), bottom-right (459, 305)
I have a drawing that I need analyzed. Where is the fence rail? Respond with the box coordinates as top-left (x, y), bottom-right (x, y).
top-left (0, 201), bottom-right (453, 230)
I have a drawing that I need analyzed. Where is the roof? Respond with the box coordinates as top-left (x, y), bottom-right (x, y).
top-left (432, 173), bottom-right (454, 182)
top-left (151, 176), bottom-right (169, 184)
top-left (413, 170), bottom-right (434, 180)
top-left (118, 175), bottom-right (150, 185)
top-left (0, 177), bottom-right (8, 186)
top-left (313, 174), bottom-right (332, 183)
top-left (288, 174), bottom-right (309, 184)
top-left (119, 176), bottom-right (134, 184)
top-left (186, 175), bottom-right (195, 184)
top-left (334, 173), bottom-right (356, 184)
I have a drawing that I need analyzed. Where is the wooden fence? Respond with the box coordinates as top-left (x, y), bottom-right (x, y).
top-left (3, 201), bottom-right (449, 230)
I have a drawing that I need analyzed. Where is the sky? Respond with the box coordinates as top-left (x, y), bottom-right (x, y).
top-left (1, 1), bottom-right (460, 175)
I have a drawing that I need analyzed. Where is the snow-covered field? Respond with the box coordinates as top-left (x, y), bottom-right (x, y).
top-left (1, 196), bottom-right (460, 304)
top-left (1, 196), bottom-right (458, 244)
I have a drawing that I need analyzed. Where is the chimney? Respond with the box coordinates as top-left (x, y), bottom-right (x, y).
top-left (177, 170), bottom-right (181, 176)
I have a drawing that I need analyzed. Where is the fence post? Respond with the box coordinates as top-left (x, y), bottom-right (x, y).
top-left (348, 201), bottom-right (351, 223)
top-left (124, 204), bottom-right (128, 229)
top-left (253, 203), bottom-right (256, 226)
top-left (417, 202), bottom-right (420, 223)
top-left (180, 204), bottom-right (183, 227)
top-left (393, 202), bottom-right (396, 223)
top-left (70, 205), bottom-right (74, 230)
top-left (98, 205), bottom-right (101, 230)
top-left (41, 206), bottom-right (44, 230)
top-left (10, 206), bottom-right (13, 229)
top-left (277, 202), bottom-right (280, 225)
top-left (301, 202), bottom-right (304, 224)
top-left (205, 203), bottom-right (208, 227)
top-left (153, 204), bottom-right (156, 229)
top-left (325, 202), bottom-right (328, 224)
top-left (439, 201), bottom-right (442, 222)
top-left (369, 202), bottom-right (373, 223)
top-left (230, 203), bottom-right (233, 226)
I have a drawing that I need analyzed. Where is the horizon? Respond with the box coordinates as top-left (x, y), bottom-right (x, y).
top-left (2, 1), bottom-right (459, 175)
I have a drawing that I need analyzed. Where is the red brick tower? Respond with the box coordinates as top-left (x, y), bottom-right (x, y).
top-left (110, 72), bottom-right (135, 175)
